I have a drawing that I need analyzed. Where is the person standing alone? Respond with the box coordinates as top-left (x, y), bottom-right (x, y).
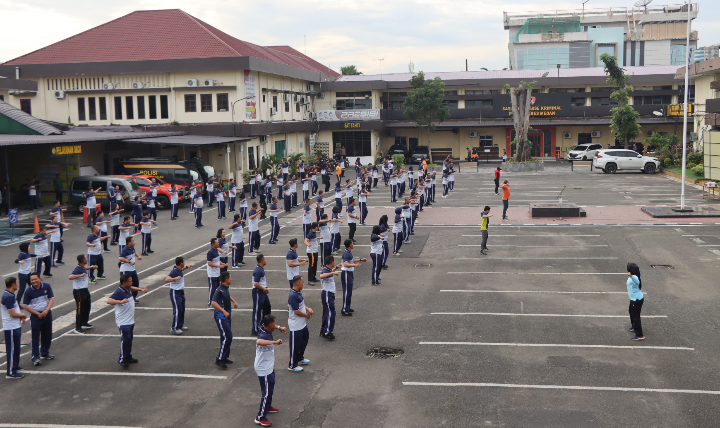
top-left (494, 166), bottom-right (501, 195)
top-left (627, 265), bottom-right (645, 341)
top-left (501, 180), bottom-right (510, 221)
top-left (480, 206), bottom-right (492, 255)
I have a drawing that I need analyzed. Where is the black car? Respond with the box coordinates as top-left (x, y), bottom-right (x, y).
top-left (409, 146), bottom-right (430, 164)
top-left (387, 144), bottom-right (409, 160)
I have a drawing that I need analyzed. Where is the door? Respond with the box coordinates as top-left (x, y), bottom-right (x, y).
top-left (619, 151), bottom-right (640, 170)
top-left (275, 140), bottom-right (286, 158)
top-left (409, 137), bottom-right (419, 151)
top-left (528, 133), bottom-right (544, 158)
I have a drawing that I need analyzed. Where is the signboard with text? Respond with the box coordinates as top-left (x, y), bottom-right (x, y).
top-left (317, 109), bottom-right (380, 122)
top-left (51, 145), bottom-right (82, 156)
top-left (666, 103), bottom-right (693, 117)
top-left (492, 94), bottom-right (572, 118)
top-left (244, 70), bottom-right (257, 120)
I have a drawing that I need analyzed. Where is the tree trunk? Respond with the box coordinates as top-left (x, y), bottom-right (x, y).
top-left (424, 127), bottom-right (433, 164)
top-left (624, 135), bottom-right (628, 150)
top-left (511, 84), bottom-right (534, 162)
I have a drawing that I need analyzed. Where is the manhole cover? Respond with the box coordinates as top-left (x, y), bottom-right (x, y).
top-left (414, 264), bottom-right (432, 268)
top-left (366, 347), bottom-right (404, 359)
top-left (651, 264), bottom-right (674, 269)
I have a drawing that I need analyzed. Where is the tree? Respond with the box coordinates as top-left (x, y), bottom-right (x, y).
top-left (504, 80), bottom-right (536, 162)
top-left (340, 65), bottom-right (362, 75)
top-left (403, 71), bottom-right (450, 161)
top-left (600, 53), bottom-right (641, 149)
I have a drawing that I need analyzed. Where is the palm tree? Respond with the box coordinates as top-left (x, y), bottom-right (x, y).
top-left (340, 65), bottom-right (363, 75)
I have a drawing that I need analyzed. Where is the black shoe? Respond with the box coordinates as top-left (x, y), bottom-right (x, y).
top-left (44, 273), bottom-right (53, 277)
top-left (215, 359), bottom-right (228, 369)
top-left (56, 261), bottom-right (65, 264)
top-left (82, 323), bottom-right (94, 329)
top-left (321, 333), bottom-right (336, 340)
top-left (110, 242), bottom-right (118, 245)
top-left (480, 251), bottom-right (487, 256)
top-left (409, 232), bottom-right (415, 235)
top-left (382, 265), bottom-right (389, 270)
top-left (269, 241), bottom-right (276, 245)
top-left (128, 358), bottom-right (139, 363)
top-left (119, 361), bottom-right (130, 368)
top-left (141, 253), bottom-right (148, 256)
top-left (352, 239), bottom-right (357, 243)
top-left (341, 311), bottom-right (353, 316)
top-left (223, 358), bottom-right (234, 364)
top-left (347, 309), bottom-right (354, 313)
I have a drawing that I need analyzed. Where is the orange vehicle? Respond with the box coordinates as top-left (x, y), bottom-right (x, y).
top-left (109, 174), bottom-right (187, 210)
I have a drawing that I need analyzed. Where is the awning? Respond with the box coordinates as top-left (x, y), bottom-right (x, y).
top-left (0, 130), bottom-right (185, 146)
top-left (119, 135), bottom-right (250, 145)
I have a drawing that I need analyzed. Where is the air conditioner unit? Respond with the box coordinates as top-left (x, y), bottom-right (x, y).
top-left (102, 83), bottom-right (115, 90)
top-left (591, 131), bottom-right (602, 138)
top-left (564, 132), bottom-right (572, 139)
top-left (307, 84), bottom-right (315, 92)
top-left (295, 95), bottom-right (300, 102)
top-left (132, 82), bottom-right (144, 89)
top-left (283, 94), bottom-right (291, 102)
top-left (203, 80), bottom-right (215, 86)
top-left (647, 130), bottom-right (654, 137)
top-left (691, 132), bottom-right (698, 142)
top-left (310, 112), bottom-right (317, 120)
top-left (469, 132), bottom-right (478, 138)
top-left (259, 135), bottom-right (267, 142)
top-left (317, 92), bottom-right (325, 99)
top-left (270, 107), bottom-right (277, 116)
top-left (299, 97), bottom-right (306, 104)
top-left (187, 79), bottom-right (199, 87)
top-left (54, 90), bottom-right (65, 99)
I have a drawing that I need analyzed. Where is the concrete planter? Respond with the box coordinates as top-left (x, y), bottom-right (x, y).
top-left (661, 169), bottom-right (704, 185)
top-left (504, 162), bottom-right (545, 172)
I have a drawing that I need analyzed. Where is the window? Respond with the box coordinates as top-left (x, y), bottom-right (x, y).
top-left (0, 95), bottom-right (4, 101)
top-left (217, 93), bottom-right (228, 112)
top-left (332, 131), bottom-right (371, 156)
top-left (442, 100), bottom-right (458, 109)
top-left (148, 95), bottom-right (157, 119)
top-left (88, 98), bottom-right (96, 120)
top-left (571, 97), bottom-right (586, 107)
top-left (591, 87), bottom-right (616, 92)
top-left (516, 47), bottom-right (569, 69)
top-left (160, 95), bottom-right (169, 119)
top-left (185, 94), bottom-right (196, 112)
top-left (678, 85), bottom-right (695, 103)
top-left (99, 97), bottom-right (107, 120)
top-left (383, 101), bottom-right (404, 110)
top-left (285, 100), bottom-right (290, 112)
top-left (77, 98), bottom-right (86, 121)
top-left (262, 94), bottom-right (266, 103)
top-left (337, 99), bottom-right (372, 110)
top-left (444, 90), bottom-right (458, 96)
top-left (336, 91), bottom-right (372, 98)
top-left (596, 44), bottom-right (616, 64)
top-left (272, 96), bottom-right (277, 110)
top-left (465, 100), bottom-right (493, 108)
top-left (296, 102), bottom-right (300, 113)
top-left (479, 135), bottom-right (493, 147)
top-left (590, 97), bottom-right (618, 106)
top-left (125, 96), bottom-right (134, 119)
top-left (465, 89), bottom-right (500, 95)
top-left (71, 180), bottom-right (90, 191)
top-left (137, 96), bottom-right (145, 119)
top-left (549, 88), bottom-right (586, 93)
top-left (670, 45), bottom-right (687, 66)
top-left (634, 95), bottom-right (672, 105)
top-left (20, 99), bottom-right (31, 115)
top-left (200, 94), bottom-right (212, 112)
top-left (634, 86), bottom-right (673, 91)
top-left (114, 97), bottom-right (122, 120)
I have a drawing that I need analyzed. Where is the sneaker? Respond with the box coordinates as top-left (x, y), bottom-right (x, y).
top-left (180, 326), bottom-right (189, 331)
top-left (40, 354), bottom-right (54, 360)
top-left (629, 328), bottom-right (635, 332)
top-left (288, 366), bottom-right (303, 372)
top-left (321, 333), bottom-right (336, 340)
top-left (631, 336), bottom-right (645, 341)
top-left (147, 250), bottom-right (155, 254)
top-left (223, 358), bottom-right (234, 364)
top-left (97, 276), bottom-right (107, 280)
top-left (141, 253), bottom-right (148, 256)
top-left (82, 324), bottom-right (94, 330)
top-left (215, 359), bottom-right (228, 369)
top-left (308, 281), bottom-right (315, 286)
top-left (44, 273), bottom-right (53, 277)
top-left (267, 407), bottom-right (279, 413)
top-left (239, 262), bottom-right (246, 266)
top-left (73, 328), bottom-right (86, 334)
top-left (32, 360), bottom-right (41, 366)
top-left (341, 311), bottom-right (353, 316)
top-left (502, 217), bottom-right (509, 221)
top-left (495, 193), bottom-right (499, 196)
top-left (5, 373), bottom-right (24, 379)
top-left (480, 250), bottom-right (487, 255)
top-left (347, 309), bottom-right (354, 312)
top-left (89, 279), bottom-right (97, 284)
top-left (254, 418), bottom-right (272, 427)
top-left (103, 250), bottom-right (111, 253)
top-left (56, 261), bottom-right (65, 264)
top-left (128, 358), bottom-right (139, 363)
top-left (382, 265), bottom-right (389, 270)
top-left (16, 367), bottom-right (24, 371)
top-left (299, 358), bottom-right (310, 365)
top-left (119, 361), bottom-right (130, 368)
top-left (171, 329), bottom-right (182, 335)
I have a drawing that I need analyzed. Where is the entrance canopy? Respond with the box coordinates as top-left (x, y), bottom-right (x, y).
top-left (119, 135), bottom-right (250, 145)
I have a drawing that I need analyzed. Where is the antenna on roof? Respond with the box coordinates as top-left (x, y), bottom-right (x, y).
top-left (375, 58), bottom-right (385, 74)
top-left (634, 0), bottom-right (653, 14)
top-left (409, 60), bottom-right (415, 72)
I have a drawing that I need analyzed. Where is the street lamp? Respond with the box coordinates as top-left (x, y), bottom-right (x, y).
top-left (231, 96), bottom-right (256, 137)
top-left (678, 0), bottom-right (692, 211)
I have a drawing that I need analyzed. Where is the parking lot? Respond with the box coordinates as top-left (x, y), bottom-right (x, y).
top-left (1, 167), bottom-right (719, 427)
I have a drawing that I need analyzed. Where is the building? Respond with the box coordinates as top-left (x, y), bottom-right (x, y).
top-left (691, 44), bottom-right (720, 63)
top-left (504, 4), bottom-right (699, 70)
top-left (318, 66), bottom-right (693, 162)
top-left (0, 8), bottom-right (339, 188)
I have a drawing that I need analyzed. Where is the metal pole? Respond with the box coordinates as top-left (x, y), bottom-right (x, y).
top-left (65, 155), bottom-right (70, 205)
top-left (4, 147), bottom-right (11, 210)
top-left (680, 1), bottom-right (691, 210)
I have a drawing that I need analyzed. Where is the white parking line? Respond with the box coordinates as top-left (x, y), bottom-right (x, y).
top-left (419, 342), bottom-right (691, 350)
top-left (180, 286), bottom-right (322, 291)
top-left (431, 312), bottom-right (667, 318)
top-left (439, 290), bottom-right (636, 294)
top-left (454, 257), bottom-right (618, 260)
top-left (64, 334), bottom-right (256, 340)
top-left (0, 425), bottom-right (143, 428)
top-left (401, 382), bottom-right (720, 395)
top-left (134, 307), bottom-right (252, 311)
top-left (22, 370), bottom-right (227, 380)
top-left (461, 235), bottom-right (600, 237)
top-left (448, 272), bottom-right (627, 275)
top-left (458, 245), bottom-right (608, 248)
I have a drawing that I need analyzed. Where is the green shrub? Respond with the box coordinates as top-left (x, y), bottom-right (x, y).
top-left (692, 165), bottom-right (704, 177)
top-left (392, 154), bottom-right (405, 168)
top-left (687, 151), bottom-right (703, 165)
top-left (687, 162), bottom-right (697, 169)
top-left (663, 157), bottom-right (673, 168)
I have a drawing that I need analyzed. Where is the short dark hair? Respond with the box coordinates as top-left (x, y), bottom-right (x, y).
top-left (5, 277), bottom-right (17, 288)
top-left (332, 206), bottom-right (340, 214)
top-left (344, 239), bottom-right (352, 248)
top-left (29, 272), bottom-right (41, 280)
top-left (120, 273), bottom-right (133, 285)
top-left (77, 254), bottom-right (86, 263)
top-left (219, 271), bottom-right (231, 283)
top-left (292, 275), bottom-right (302, 285)
top-left (210, 237), bottom-right (218, 246)
top-left (252, 202), bottom-right (258, 208)
top-left (311, 222), bottom-right (318, 229)
top-left (256, 253), bottom-right (265, 263)
top-left (175, 257), bottom-right (184, 266)
top-left (123, 216), bottom-right (130, 222)
top-left (289, 238), bottom-right (298, 248)
top-left (126, 236), bottom-right (133, 244)
top-left (142, 211), bottom-right (149, 217)
top-left (484, 206), bottom-right (491, 211)
top-left (262, 314), bottom-right (276, 327)
top-left (324, 255), bottom-right (335, 265)
top-left (19, 242), bottom-right (29, 253)
top-left (216, 228), bottom-right (224, 239)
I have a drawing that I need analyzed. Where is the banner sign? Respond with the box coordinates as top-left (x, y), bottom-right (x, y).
top-left (244, 70), bottom-right (257, 120)
top-left (492, 94), bottom-right (572, 118)
top-left (51, 145), bottom-right (82, 156)
top-left (317, 109), bottom-right (380, 122)
top-left (666, 103), bottom-right (693, 117)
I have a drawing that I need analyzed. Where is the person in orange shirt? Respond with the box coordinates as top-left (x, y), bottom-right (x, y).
top-left (335, 164), bottom-right (342, 182)
top-left (501, 180), bottom-right (510, 221)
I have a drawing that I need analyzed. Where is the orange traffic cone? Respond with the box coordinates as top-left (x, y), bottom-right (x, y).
top-left (33, 216), bottom-right (39, 233)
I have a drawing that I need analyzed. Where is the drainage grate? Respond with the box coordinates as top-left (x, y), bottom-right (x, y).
top-left (366, 347), bottom-right (404, 359)
top-left (414, 264), bottom-right (432, 268)
top-left (651, 264), bottom-right (674, 269)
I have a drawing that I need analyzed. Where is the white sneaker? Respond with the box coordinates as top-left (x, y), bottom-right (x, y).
top-left (288, 366), bottom-right (303, 372)
top-left (299, 358), bottom-right (310, 365)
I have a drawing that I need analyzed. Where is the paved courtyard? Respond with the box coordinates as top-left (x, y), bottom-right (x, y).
top-left (1, 166), bottom-right (719, 427)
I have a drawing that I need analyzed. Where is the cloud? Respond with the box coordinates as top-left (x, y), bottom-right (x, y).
top-left (1, 0), bottom-right (718, 74)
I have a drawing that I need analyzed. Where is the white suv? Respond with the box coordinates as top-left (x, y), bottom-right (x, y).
top-left (593, 149), bottom-right (661, 174)
top-left (567, 143), bottom-right (603, 161)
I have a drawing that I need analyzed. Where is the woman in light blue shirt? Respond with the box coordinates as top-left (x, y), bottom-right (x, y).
top-left (627, 264), bottom-right (645, 341)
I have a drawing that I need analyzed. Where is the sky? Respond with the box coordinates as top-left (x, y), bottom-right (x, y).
top-left (1, 0), bottom-right (717, 75)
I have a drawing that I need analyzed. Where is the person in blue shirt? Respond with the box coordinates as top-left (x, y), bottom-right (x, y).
top-left (107, 273), bottom-right (147, 368)
top-left (119, 237), bottom-right (142, 303)
top-left (392, 208), bottom-right (404, 256)
top-left (165, 257), bottom-right (192, 335)
top-left (310, 166), bottom-right (319, 196)
top-left (276, 173), bottom-right (284, 201)
top-left (370, 225), bottom-right (384, 286)
top-left (334, 181), bottom-right (343, 215)
top-left (627, 265), bottom-right (645, 341)
top-left (268, 197), bottom-right (279, 244)
top-left (289, 174), bottom-right (298, 208)
top-left (107, 185), bottom-right (116, 214)
top-left (319, 255), bottom-right (340, 340)
top-left (49, 200), bottom-right (67, 240)
top-left (145, 192), bottom-right (158, 222)
top-left (22, 273), bottom-right (54, 365)
top-left (287, 275), bottom-right (312, 372)
top-left (248, 203), bottom-right (263, 253)
top-left (130, 196), bottom-right (143, 233)
top-left (252, 254), bottom-right (271, 336)
top-left (302, 198), bottom-right (313, 239)
top-left (83, 187), bottom-right (102, 228)
top-left (304, 222), bottom-right (320, 285)
top-left (340, 239), bottom-right (365, 316)
top-left (257, 178), bottom-right (266, 218)
top-left (249, 170), bottom-right (257, 200)
top-left (215, 185), bottom-right (227, 220)
top-left (14, 243), bottom-right (34, 307)
top-left (206, 238), bottom-right (226, 307)
top-left (85, 226), bottom-right (108, 283)
top-left (238, 191), bottom-right (248, 222)
top-left (2, 277), bottom-right (27, 379)
top-left (229, 214), bottom-right (246, 268)
top-left (282, 182), bottom-right (292, 213)
top-left (31, 227), bottom-right (51, 279)
top-left (281, 158), bottom-right (290, 183)
top-left (69, 254), bottom-right (95, 334)
top-left (212, 271), bottom-right (238, 369)
top-left (169, 183), bottom-right (179, 220)
top-left (254, 314), bottom-right (287, 427)
top-left (206, 176), bottom-right (216, 208)
top-left (193, 190), bottom-right (204, 228)
top-left (315, 190), bottom-right (325, 223)
top-left (379, 215), bottom-right (390, 270)
top-left (139, 211), bottom-right (156, 256)
top-left (217, 229), bottom-right (231, 273)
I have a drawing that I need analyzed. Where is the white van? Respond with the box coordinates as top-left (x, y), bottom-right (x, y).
top-left (567, 143), bottom-right (603, 161)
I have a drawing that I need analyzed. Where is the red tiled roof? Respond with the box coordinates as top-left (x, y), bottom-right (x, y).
top-left (4, 9), bottom-right (340, 77)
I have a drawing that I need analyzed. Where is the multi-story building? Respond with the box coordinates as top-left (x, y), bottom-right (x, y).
top-left (505, 4), bottom-right (699, 70)
top-left (0, 8), bottom-right (339, 185)
top-left (691, 44), bottom-right (720, 63)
